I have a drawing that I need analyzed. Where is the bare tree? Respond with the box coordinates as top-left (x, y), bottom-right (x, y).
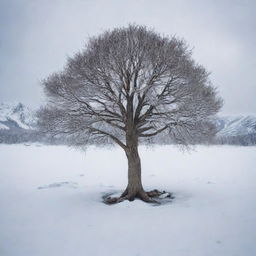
top-left (38, 25), bottom-right (223, 203)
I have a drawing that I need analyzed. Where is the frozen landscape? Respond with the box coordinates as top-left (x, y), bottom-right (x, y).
top-left (1, 102), bottom-right (256, 146)
top-left (1, 0), bottom-right (256, 255)
top-left (0, 144), bottom-right (255, 256)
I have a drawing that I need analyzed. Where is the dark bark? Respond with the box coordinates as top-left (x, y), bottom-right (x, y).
top-left (122, 125), bottom-right (153, 202)
top-left (125, 144), bottom-right (143, 200)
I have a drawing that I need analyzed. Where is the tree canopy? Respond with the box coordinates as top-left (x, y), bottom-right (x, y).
top-left (38, 25), bottom-right (222, 148)
top-left (38, 25), bottom-right (223, 203)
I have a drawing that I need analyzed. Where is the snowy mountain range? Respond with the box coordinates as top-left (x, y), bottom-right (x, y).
top-left (215, 116), bottom-right (256, 137)
top-left (0, 102), bottom-right (35, 130)
top-left (0, 102), bottom-right (256, 144)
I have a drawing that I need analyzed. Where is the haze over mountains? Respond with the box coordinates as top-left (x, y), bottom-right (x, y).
top-left (0, 102), bottom-right (256, 145)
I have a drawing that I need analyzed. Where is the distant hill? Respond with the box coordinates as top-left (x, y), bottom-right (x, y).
top-left (216, 116), bottom-right (256, 136)
top-left (0, 102), bottom-right (255, 145)
top-left (215, 116), bottom-right (256, 145)
top-left (0, 102), bottom-right (35, 130)
top-left (0, 102), bottom-right (40, 144)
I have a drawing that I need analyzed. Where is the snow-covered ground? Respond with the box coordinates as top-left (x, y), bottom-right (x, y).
top-left (0, 144), bottom-right (256, 256)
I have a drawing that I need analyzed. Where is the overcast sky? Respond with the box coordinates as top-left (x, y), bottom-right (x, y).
top-left (0, 0), bottom-right (255, 115)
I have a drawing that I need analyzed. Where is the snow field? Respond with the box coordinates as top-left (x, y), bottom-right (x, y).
top-left (0, 144), bottom-right (256, 256)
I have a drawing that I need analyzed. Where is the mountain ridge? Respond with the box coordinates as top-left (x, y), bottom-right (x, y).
top-left (0, 102), bottom-right (256, 145)
top-left (216, 115), bottom-right (256, 137)
top-left (0, 102), bottom-right (35, 130)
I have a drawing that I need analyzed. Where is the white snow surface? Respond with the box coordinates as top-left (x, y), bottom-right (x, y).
top-left (0, 144), bottom-right (256, 256)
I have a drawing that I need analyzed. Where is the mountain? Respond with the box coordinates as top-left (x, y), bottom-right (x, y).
top-left (0, 102), bottom-right (255, 145)
top-left (216, 116), bottom-right (256, 136)
top-left (0, 102), bottom-right (40, 144)
top-left (0, 102), bottom-right (35, 130)
top-left (215, 116), bottom-right (256, 145)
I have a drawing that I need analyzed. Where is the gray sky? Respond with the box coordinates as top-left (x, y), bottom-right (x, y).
top-left (0, 0), bottom-right (255, 115)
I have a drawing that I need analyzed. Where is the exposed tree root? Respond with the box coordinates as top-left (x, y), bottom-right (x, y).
top-left (103, 189), bottom-right (174, 205)
top-left (146, 189), bottom-right (163, 197)
top-left (121, 188), bottom-right (128, 197)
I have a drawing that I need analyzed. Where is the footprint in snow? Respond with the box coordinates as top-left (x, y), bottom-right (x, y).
top-left (37, 181), bottom-right (78, 189)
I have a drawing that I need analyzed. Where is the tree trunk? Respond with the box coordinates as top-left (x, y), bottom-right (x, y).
top-left (120, 98), bottom-right (153, 202)
top-left (122, 135), bottom-right (152, 202)
top-left (103, 133), bottom-right (159, 204)
top-left (124, 145), bottom-right (143, 200)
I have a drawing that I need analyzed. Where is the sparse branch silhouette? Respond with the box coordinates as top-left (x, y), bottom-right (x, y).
top-left (37, 25), bottom-right (223, 203)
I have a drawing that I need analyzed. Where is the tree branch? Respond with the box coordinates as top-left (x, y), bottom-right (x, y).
top-left (89, 127), bottom-right (127, 150)
top-left (139, 124), bottom-right (172, 137)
